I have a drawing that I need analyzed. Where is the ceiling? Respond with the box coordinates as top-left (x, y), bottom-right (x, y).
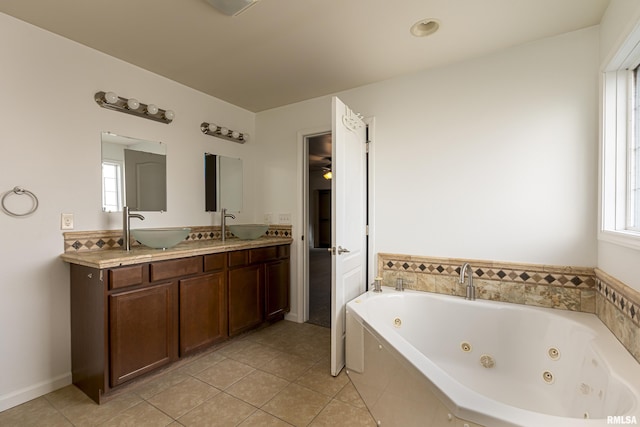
top-left (0, 0), bottom-right (610, 112)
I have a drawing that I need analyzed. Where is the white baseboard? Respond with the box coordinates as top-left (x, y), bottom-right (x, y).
top-left (284, 311), bottom-right (303, 323)
top-left (0, 373), bottom-right (71, 412)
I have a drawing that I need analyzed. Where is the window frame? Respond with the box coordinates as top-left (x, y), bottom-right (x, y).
top-left (600, 24), bottom-right (640, 250)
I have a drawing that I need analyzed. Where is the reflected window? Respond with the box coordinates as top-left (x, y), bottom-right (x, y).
top-left (102, 161), bottom-right (123, 212)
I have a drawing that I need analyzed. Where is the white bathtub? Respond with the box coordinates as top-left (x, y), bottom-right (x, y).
top-left (345, 288), bottom-right (640, 427)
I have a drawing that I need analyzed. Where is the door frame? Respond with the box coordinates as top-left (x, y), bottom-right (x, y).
top-left (294, 117), bottom-right (376, 324)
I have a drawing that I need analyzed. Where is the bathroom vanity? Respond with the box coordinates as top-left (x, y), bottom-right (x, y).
top-left (63, 238), bottom-right (290, 403)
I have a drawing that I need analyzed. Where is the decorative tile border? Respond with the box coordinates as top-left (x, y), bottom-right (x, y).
top-left (378, 253), bottom-right (596, 312)
top-left (63, 225), bottom-right (292, 253)
top-left (377, 253), bottom-right (640, 364)
top-left (596, 268), bottom-right (640, 327)
top-left (595, 268), bottom-right (640, 363)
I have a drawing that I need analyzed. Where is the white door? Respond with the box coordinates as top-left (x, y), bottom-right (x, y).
top-left (331, 97), bottom-right (367, 376)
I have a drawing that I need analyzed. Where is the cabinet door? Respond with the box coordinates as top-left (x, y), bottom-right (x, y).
top-left (265, 259), bottom-right (290, 319)
top-left (228, 265), bottom-right (263, 336)
top-left (109, 282), bottom-right (177, 387)
top-left (179, 273), bottom-right (227, 356)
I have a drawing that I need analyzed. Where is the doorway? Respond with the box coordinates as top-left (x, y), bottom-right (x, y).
top-left (306, 132), bottom-right (332, 328)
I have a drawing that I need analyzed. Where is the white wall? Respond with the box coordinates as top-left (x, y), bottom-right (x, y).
top-left (256, 26), bottom-right (600, 283)
top-left (0, 13), bottom-right (256, 411)
top-left (597, 0), bottom-right (640, 291)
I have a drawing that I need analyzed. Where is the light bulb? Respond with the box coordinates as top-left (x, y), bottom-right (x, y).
top-left (241, 133), bottom-right (249, 142)
top-left (104, 91), bottom-right (118, 104)
top-left (232, 131), bottom-right (240, 139)
top-left (127, 98), bottom-right (140, 110)
top-left (220, 127), bottom-right (229, 136)
top-left (164, 110), bottom-right (175, 121)
top-left (146, 104), bottom-right (158, 115)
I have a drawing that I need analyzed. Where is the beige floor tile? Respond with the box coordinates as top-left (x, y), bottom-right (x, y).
top-left (133, 367), bottom-right (192, 400)
top-left (178, 392), bottom-right (256, 426)
top-left (226, 370), bottom-right (289, 407)
top-left (7, 321), bottom-right (378, 427)
top-left (43, 385), bottom-right (90, 411)
top-left (0, 397), bottom-right (72, 427)
top-left (334, 381), bottom-right (367, 410)
top-left (260, 352), bottom-right (315, 381)
top-left (295, 360), bottom-right (349, 397)
top-left (195, 358), bottom-right (255, 389)
top-left (237, 409), bottom-right (294, 426)
top-left (309, 399), bottom-right (377, 426)
top-left (60, 391), bottom-right (142, 426)
top-left (262, 383), bottom-right (330, 427)
top-left (147, 377), bottom-right (220, 419)
top-left (225, 341), bottom-right (285, 369)
top-left (178, 351), bottom-right (227, 376)
top-left (101, 401), bottom-right (174, 426)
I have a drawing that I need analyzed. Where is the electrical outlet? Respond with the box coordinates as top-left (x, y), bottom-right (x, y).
top-left (264, 213), bottom-right (273, 224)
top-left (61, 213), bottom-right (74, 230)
top-left (278, 213), bottom-right (291, 224)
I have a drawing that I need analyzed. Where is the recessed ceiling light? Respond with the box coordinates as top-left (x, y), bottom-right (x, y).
top-left (410, 19), bottom-right (440, 37)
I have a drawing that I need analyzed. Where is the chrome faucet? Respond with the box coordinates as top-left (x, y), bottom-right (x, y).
top-left (459, 262), bottom-right (476, 300)
top-left (123, 206), bottom-right (145, 251)
top-left (220, 208), bottom-right (235, 242)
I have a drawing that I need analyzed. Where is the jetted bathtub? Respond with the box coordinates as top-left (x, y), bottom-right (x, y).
top-left (345, 287), bottom-right (640, 427)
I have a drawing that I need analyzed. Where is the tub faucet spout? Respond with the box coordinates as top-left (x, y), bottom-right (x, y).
top-left (459, 262), bottom-right (476, 301)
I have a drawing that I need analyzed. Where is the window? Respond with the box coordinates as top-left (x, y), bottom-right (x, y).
top-left (601, 27), bottom-right (640, 249)
top-left (631, 66), bottom-right (640, 231)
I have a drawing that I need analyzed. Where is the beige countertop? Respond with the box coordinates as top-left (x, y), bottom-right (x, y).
top-left (61, 237), bottom-right (293, 269)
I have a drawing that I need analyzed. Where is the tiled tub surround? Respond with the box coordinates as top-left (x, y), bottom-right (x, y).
top-left (378, 253), bottom-right (640, 364)
top-left (63, 225), bottom-right (292, 253)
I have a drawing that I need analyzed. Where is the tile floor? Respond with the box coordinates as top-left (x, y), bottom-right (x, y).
top-left (0, 321), bottom-right (376, 427)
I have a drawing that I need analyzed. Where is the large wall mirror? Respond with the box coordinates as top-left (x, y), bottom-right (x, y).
top-left (101, 132), bottom-right (167, 212)
top-left (205, 153), bottom-right (243, 212)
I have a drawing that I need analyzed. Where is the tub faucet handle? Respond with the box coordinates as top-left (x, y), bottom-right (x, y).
top-left (396, 277), bottom-right (411, 291)
top-left (372, 277), bottom-right (382, 292)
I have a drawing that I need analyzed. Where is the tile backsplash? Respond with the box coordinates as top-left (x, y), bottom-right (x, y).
top-left (378, 253), bottom-right (640, 364)
top-left (63, 225), bottom-right (292, 253)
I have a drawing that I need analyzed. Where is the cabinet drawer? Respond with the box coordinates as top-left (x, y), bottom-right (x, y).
top-left (109, 265), bottom-right (144, 290)
top-left (150, 257), bottom-right (201, 282)
top-left (228, 250), bottom-right (249, 268)
top-left (204, 253), bottom-right (226, 272)
top-left (249, 246), bottom-right (277, 264)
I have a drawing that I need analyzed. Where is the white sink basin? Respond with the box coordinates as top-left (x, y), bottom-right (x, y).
top-left (131, 227), bottom-right (191, 249)
top-left (228, 224), bottom-right (268, 240)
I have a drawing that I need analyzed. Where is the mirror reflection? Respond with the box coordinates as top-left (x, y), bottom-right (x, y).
top-left (101, 132), bottom-right (167, 212)
top-left (205, 153), bottom-right (243, 212)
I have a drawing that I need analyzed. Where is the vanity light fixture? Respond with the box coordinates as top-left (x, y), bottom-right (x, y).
top-left (94, 91), bottom-right (175, 124)
top-left (201, 122), bottom-right (248, 143)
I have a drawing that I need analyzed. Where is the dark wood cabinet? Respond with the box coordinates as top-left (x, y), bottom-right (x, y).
top-left (109, 281), bottom-right (178, 386)
top-left (265, 258), bottom-right (290, 319)
top-left (228, 264), bottom-right (264, 336)
top-left (179, 272), bottom-right (227, 355)
top-left (68, 242), bottom-right (290, 404)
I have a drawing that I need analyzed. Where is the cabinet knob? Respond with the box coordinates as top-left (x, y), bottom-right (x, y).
top-left (87, 273), bottom-right (92, 279)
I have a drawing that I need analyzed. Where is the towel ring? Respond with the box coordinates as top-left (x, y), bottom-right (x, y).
top-left (2, 187), bottom-right (39, 217)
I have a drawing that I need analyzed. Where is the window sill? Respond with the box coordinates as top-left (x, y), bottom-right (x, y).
top-left (598, 229), bottom-right (640, 251)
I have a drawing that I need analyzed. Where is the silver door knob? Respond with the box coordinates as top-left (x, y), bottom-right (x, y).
top-left (337, 246), bottom-right (350, 254)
